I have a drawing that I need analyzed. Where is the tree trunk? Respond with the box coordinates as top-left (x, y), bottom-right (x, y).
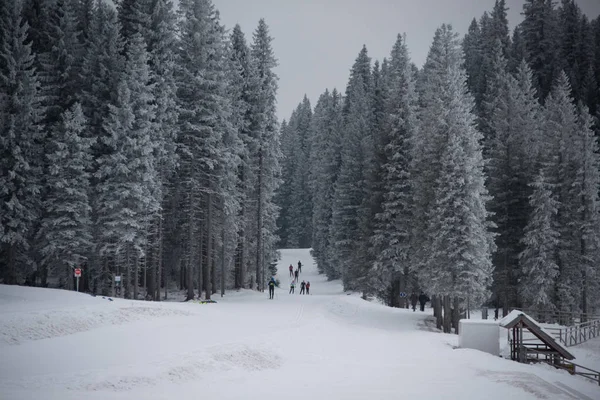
top-left (443, 295), bottom-right (452, 333)
top-left (205, 192), bottom-right (212, 300)
top-left (256, 150), bottom-right (263, 292)
top-left (453, 297), bottom-right (460, 334)
top-left (221, 224), bottom-right (225, 297)
top-left (435, 296), bottom-right (443, 330)
top-left (156, 215), bottom-right (163, 301)
top-left (198, 219), bottom-right (204, 300)
top-left (186, 190), bottom-right (196, 301)
top-left (134, 255), bottom-right (139, 300)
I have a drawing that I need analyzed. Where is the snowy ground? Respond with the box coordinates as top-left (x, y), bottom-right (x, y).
top-left (1, 249), bottom-right (599, 400)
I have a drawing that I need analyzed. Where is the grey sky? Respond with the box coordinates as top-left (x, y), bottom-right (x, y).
top-left (212, 0), bottom-right (600, 122)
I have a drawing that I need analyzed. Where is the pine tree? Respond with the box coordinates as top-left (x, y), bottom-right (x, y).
top-left (371, 34), bottom-right (417, 305)
top-left (519, 171), bottom-right (560, 310)
top-left (520, 0), bottom-right (559, 101)
top-left (488, 60), bottom-right (541, 313)
top-left (0, 0), bottom-right (44, 284)
top-left (95, 32), bottom-right (158, 299)
top-left (415, 24), bottom-right (493, 305)
top-left (571, 106), bottom-right (600, 316)
top-left (309, 89), bottom-right (343, 279)
top-left (248, 18), bottom-right (281, 291)
top-left (462, 18), bottom-right (483, 104)
top-left (229, 23), bottom-right (253, 289)
top-left (284, 96), bottom-right (312, 248)
top-left (145, 0), bottom-right (179, 300)
top-left (541, 72), bottom-right (581, 313)
top-left (37, 103), bottom-right (93, 290)
top-left (330, 46), bottom-right (372, 292)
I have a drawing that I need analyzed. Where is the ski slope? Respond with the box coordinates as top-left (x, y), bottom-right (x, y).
top-left (1, 249), bottom-right (599, 400)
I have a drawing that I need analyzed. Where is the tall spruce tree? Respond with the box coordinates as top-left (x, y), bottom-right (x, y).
top-left (37, 103), bottom-right (93, 290)
top-left (371, 34), bottom-right (417, 306)
top-left (415, 25), bottom-right (493, 305)
top-left (0, 0), bottom-right (44, 284)
top-left (309, 89), bottom-right (343, 279)
top-left (519, 170), bottom-right (560, 310)
top-left (248, 18), bottom-right (281, 291)
top-left (330, 46), bottom-right (372, 292)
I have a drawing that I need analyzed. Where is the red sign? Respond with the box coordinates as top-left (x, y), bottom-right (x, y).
top-left (74, 268), bottom-right (82, 277)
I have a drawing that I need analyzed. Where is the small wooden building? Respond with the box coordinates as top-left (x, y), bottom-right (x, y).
top-left (499, 310), bottom-right (575, 365)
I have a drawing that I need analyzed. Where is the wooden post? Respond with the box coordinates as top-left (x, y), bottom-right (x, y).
top-left (443, 295), bottom-right (452, 333)
top-left (453, 297), bottom-right (460, 334)
top-left (436, 296), bottom-right (443, 330)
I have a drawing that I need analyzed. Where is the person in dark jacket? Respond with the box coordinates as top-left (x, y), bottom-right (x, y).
top-left (294, 269), bottom-right (299, 282)
top-left (298, 260), bottom-right (302, 273)
top-left (299, 280), bottom-right (306, 295)
top-left (410, 292), bottom-right (418, 312)
top-left (419, 292), bottom-right (429, 311)
top-left (268, 277), bottom-right (276, 299)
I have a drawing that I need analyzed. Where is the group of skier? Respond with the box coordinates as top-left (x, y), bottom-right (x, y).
top-left (289, 279), bottom-right (310, 295)
top-left (268, 260), bottom-right (311, 299)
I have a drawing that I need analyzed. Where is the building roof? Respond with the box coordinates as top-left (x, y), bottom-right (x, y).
top-left (499, 310), bottom-right (575, 360)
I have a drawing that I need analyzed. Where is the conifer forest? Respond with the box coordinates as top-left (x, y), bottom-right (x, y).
top-left (2, 0), bottom-right (600, 317)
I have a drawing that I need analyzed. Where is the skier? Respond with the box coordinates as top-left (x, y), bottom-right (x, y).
top-left (297, 260), bottom-right (302, 273)
top-left (419, 291), bottom-right (429, 312)
top-left (306, 281), bottom-right (310, 295)
top-left (289, 280), bottom-right (296, 294)
top-left (294, 269), bottom-right (299, 282)
top-left (268, 277), bottom-right (276, 299)
top-left (299, 280), bottom-right (306, 295)
top-left (410, 292), bottom-right (418, 312)
top-left (289, 264), bottom-right (293, 277)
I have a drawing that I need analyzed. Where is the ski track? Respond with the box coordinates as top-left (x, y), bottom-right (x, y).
top-left (1, 248), bottom-right (600, 400)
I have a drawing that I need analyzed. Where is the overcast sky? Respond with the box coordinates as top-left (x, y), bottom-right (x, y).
top-left (211, 0), bottom-right (600, 122)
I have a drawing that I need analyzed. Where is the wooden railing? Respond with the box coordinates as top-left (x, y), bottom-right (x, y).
top-left (525, 347), bottom-right (600, 386)
top-left (552, 359), bottom-right (600, 386)
top-left (552, 320), bottom-right (600, 347)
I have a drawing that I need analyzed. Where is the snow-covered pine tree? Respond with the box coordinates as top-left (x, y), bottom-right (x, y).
top-left (330, 45), bottom-right (372, 292)
top-left (520, 0), bottom-right (559, 101)
top-left (144, 0), bottom-right (179, 300)
top-left (118, 0), bottom-right (151, 49)
top-left (519, 170), bottom-right (560, 310)
top-left (309, 89), bottom-right (343, 279)
top-left (0, 0), bottom-right (44, 284)
top-left (371, 34), bottom-right (417, 306)
top-left (276, 117), bottom-right (295, 247)
top-left (462, 18), bottom-right (484, 107)
top-left (541, 71), bottom-right (581, 314)
top-left (416, 24), bottom-right (493, 306)
top-left (488, 59), bottom-right (541, 314)
top-left (248, 18), bottom-right (281, 291)
top-left (95, 33), bottom-right (158, 299)
top-left (508, 26), bottom-right (526, 74)
top-left (571, 106), bottom-right (600, 315)
top-left (176, 0), bottom-right (235, 298)
top-left (229, 24), bottom-right (254, 289)
top-left (283, 97), bottom-right (312, 248)
top-left (37, 103), bottom-right (93, 290)
top-left (37, 0), bottom-right (82, 126)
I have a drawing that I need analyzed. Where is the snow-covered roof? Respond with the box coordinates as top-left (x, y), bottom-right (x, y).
top-left (498, 310), bottom-right (574, 360)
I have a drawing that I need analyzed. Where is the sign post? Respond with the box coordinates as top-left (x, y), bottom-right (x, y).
top-left (74, 267), bottom-right (82, 292)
